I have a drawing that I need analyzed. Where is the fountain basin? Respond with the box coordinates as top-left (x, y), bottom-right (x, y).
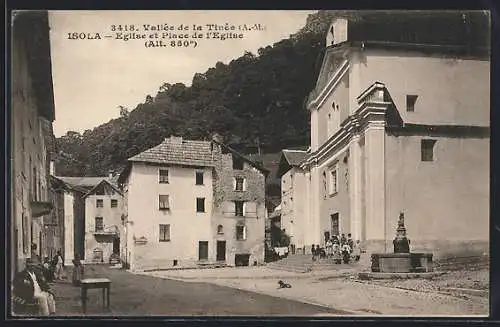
top-left (371, 253), bottom-right (433, 273)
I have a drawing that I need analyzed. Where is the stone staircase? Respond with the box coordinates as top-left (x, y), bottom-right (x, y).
top-left (265, 253), bottom-right (364, 273)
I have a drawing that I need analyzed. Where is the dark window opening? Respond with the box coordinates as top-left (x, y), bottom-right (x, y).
top-left (235, 177), bottom-right (244, 191)
top-left (96, 199), bottom-right (104, 208)
top-left (111, 199), bottom-right (118, 208)
top-left (159, 169), bottom-right (169, 183)
top-left (159, 195), bottom-right (170, 210)
top-left (232, 155), bottom-right (245, 170)
top-left (196, 172), bottom-right (204, 185)
top-left (235, 201), bottom-right (244, 216)
top-left (236, 225), bottom-right (246, 241)
top-left (196, 198), bottom-right (205, 212)
top-left (173, 259), bottom-right (178, 266)
top-left (95, 217), bottom-right (104, 232)
top-left (421, 139), bottom-right (437, 162)
top-left (406, 95), bottom-right (418, 112)
top-left (159, 224), bottom-right (170, 242)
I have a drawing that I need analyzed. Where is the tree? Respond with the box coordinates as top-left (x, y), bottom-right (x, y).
top-left (118, 105), bottom-right (129, 118)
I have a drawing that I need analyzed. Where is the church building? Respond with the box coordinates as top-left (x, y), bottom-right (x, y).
top-left (290, 11), bottom-right (490, 260)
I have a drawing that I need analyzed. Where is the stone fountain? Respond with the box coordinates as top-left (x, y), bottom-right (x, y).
top-left (369, 212), bottom-right (434, 274)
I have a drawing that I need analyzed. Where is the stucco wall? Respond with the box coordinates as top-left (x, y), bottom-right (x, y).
top-left (63, 192), bottom-right (75, 265)
top-left (129, 163), bottom-right (214, 270)
top-left (84, 189), bottom-right (124, 263)
top-left (351, 49), bottom-right (490, 126)
top-left (385, 135), bottom-right (489, 260)
top-left (317, 149), bottom-right (351, 245)
top-left (281, 167), bottom-right (307, 250)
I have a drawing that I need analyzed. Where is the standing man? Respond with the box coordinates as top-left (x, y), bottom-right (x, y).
top-left (12, 258), bottom-right (56, 316)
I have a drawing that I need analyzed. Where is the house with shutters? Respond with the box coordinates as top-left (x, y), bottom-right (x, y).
top-left (293, 11), bottom-right (490, 261)
top-left (118, 135), bottom-right (269, 271)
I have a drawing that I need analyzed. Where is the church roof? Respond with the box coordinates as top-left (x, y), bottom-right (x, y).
top-left (337, 11), bottom-right (490, 54)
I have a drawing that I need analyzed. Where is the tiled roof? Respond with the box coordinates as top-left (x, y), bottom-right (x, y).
top-left (56, 176), bottom-right (111, 188)
top-left (282, 149), bottom-right (307, 166)
top-left (129, 137), bottom-right (215, 167)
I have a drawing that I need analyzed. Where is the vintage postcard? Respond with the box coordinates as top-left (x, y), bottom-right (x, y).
top-left (9, 10), bottom-right (490, 318)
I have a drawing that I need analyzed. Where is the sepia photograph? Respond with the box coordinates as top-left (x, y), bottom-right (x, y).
top-left (9, 9), bottom-right (491, 318)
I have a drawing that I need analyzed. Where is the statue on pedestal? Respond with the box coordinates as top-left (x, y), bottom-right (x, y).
top-left (393, 212), bottom-right (410, 253)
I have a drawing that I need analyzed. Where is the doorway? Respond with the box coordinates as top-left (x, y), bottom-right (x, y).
top-left (216, 240), bottom-right (226, 261)
top-left (113, 237), bottom-right (120, 254)
top-left (331, 213), bottom-right (339, 235)
top-left (198, 241), bottom-right (208, 261)
top-left (235, 254), bottom-right (250, 267)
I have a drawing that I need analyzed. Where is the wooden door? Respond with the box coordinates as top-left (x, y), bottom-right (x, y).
top-left (198, 241), bottom-right (208, 261)
top-left (216, 241), bottom-right (226, 261)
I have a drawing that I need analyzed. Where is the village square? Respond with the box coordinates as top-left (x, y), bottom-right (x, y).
top-left (9, 10), bottom-right (490, 317)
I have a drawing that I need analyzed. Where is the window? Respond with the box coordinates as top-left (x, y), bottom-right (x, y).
top-left (196, 172), bottom-right (204, 185)
top-left (421, 139), bottom-right (437, 162)
top-left (159, 195), bottom-right (170, 210)
top-left (406, 95), bottom-right (418, 112)
top-left (235, 201), bottom-right (244, 217)
top-left (159, 169), bottom-right (169, 183)
top-left (111, 199), bottom-right (118, 208)
top-left (96, 199), bottom-right (104, 208)
top-left (235, 177), bottom-right (244, 191)
top-left (329, 165), bottom-right (338, 195)
top-left (95, 217), bottom-right (104, 232)
top-left (236, 225), bottom-right (246, 241)
top-left (159, 224), bottom-right (170, 242)
top-left (232, 154), bottom-right (244, 170)
top-left (196, 198), bottom-right (205, 212)
top-left (217, 225), bottom-right (224, 234)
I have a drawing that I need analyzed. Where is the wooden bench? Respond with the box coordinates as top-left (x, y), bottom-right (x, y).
top-left (80, 278), bottom-right (111, 314)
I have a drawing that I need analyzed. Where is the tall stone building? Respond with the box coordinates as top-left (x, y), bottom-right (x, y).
top-left (291, 11), bottom-right (490, 260)
top-left (11, 11), bottom-right (56, 276)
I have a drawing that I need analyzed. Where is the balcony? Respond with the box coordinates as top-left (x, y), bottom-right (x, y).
top-left (93, 225), bottom-right (119, 236)
top-left (30, 200), bottom-right (53, 218)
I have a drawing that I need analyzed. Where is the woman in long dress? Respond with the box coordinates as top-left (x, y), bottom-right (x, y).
top-left (54, 251), bottom-right (64, 280)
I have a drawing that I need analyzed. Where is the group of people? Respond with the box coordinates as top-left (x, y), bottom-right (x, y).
top-left (311, 233), bottom-right (361, 264)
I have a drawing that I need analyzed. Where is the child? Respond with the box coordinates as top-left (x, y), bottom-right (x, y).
top-left (332, 243), bottom-right (342, 264)
top-left (351, 240), bottom-right (361, 262)
top-left (341, 242), bottom-right (351, 264)
top-left (72, 256), bottom-right (84, 286)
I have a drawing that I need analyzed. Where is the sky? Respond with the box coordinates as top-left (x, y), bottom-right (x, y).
top-left (48, 10), bottom-right (314, 137)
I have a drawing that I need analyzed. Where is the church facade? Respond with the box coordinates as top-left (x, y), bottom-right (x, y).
top-left (294, 12), bottom-right (490, 260)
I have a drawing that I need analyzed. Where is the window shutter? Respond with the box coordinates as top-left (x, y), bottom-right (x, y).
top-left (223, 201), bottom-right (235, 216)
top-left (243, 202), bottom-right (246, 216)
top-left (233, 178), bottom-right (236, 191)
top-left (243, 179), bottom-right (247, 191)
top-left (243, 226), bottom-right (247, 240)
top-left (245, 202), bottom-right (257, 217)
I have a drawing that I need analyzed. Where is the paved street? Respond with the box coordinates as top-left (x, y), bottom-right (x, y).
top-left (48, 265), bottom-right (347, 316)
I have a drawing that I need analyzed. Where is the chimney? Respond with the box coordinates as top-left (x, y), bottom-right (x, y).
top-left (168, 135), bottom-right (183, 144)
top-left (211, 133), bottom-right (223, 143)
top-left (49, 161), bottom-right (55, 176)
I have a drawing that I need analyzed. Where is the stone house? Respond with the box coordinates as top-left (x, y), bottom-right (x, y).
top-left (11, 11), bottom-right (56, 276)
top-left (118, 135), bottom-right (269, 271)
top-left (294, 11), bottom-right (490, 260)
